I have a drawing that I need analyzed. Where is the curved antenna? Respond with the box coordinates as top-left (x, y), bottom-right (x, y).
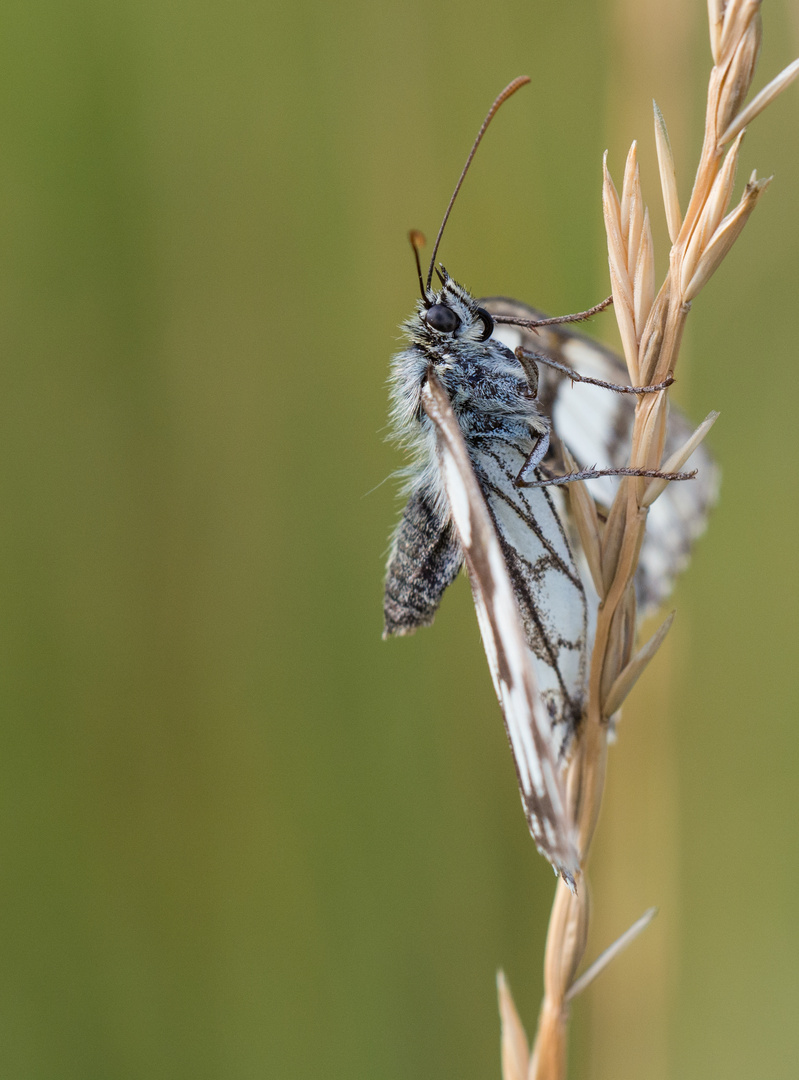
top-left (426, 75), bottom-right (531, 291)
top-left (408, 230), bottom-right (427, 303)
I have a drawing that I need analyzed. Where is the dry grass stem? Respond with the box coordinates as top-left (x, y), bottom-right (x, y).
top-left (498, 6), bottom-right (799, 1079)
top-left (564, 907), bottom-right (658, 1003)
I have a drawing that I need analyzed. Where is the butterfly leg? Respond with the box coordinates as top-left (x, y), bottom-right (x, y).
top-left (519, 465), bottom-right (697, 489)
top-left (516, 347), bottom-right (673, 395)
top-left (515, 348), bottom-right (540, 398)
top-left (514, 428), bottom-right (551, 487)
top-left (494, 293), bottom-right (614, 328)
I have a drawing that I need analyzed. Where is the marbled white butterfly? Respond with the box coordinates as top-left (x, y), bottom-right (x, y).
top-left (383, 79), bottom-right (716, 880)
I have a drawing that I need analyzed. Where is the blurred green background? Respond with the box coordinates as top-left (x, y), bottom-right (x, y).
top-left (0, 1), bottom-right (797, 1077)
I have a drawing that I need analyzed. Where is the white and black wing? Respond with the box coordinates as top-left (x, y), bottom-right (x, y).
top-left (482, 297), bottom-right (719, 614)
top-left (384, 451), bottom-right (587, 757)
top-left (421, 369), bottom-right (580, 883)
top-left (468, 439), bottom-right (587, 757)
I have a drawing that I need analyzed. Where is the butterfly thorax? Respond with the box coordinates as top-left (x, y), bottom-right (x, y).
top-left (389, 275), bottom-right (549, 519)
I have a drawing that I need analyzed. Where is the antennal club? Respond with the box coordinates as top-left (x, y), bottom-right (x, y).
top-left (425, 75), bottom-right (531, 291)
top-left (408, 230), bottom-right (427, 303)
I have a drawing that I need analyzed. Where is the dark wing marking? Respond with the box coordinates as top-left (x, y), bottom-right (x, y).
top-left (383, 490), bottom-right (463, 638)
top-left (481, 296), bottom-right (719, 614)
top-left (421, 370), bottom-right (579, 883)
top-left (470, 440), bottom-right (587, 756)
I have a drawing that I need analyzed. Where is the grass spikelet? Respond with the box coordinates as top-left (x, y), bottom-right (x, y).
top-left (498, 972), bottom-right (530, 1080)
top-left (720, 57), bottom-right (799, 144)
top-left (653, 102), bottom-right (681, 244)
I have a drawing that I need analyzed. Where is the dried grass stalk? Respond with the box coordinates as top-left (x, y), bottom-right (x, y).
top-left (499, 6), bottom-right (798, 1078)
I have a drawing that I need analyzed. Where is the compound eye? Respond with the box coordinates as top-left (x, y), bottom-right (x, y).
top-left (475, 307), bottom-right (494, 341)
top-left (425, 304), bottom-right (461, 334)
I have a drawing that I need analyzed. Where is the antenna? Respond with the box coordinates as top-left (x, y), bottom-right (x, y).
top-left (425, 75), bottom-right (531, 291)
top-left (408, 230), bottom-right (427, 302)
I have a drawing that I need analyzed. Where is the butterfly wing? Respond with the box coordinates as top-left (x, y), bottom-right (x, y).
top-left (467, 439), bottom-right (587, 758)
top-left (481, 296), bottom-right (719, 614)
top-left (421, 369), bottom-right (580, 882)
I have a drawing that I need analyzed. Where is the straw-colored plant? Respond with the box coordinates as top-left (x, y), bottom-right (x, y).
top-left (498, 4), bottom-right (799, 1078)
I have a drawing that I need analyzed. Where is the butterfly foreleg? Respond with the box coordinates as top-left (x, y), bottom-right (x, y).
top-left (516, 347), bottom-right (673, 395)
top-left (514, 427), bottom-right (552, 487)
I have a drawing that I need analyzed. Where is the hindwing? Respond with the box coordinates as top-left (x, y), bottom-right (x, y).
top-left (482, 296), bottom-right (719, 614)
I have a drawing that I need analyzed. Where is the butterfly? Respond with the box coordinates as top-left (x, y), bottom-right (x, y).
top-left (383, 79), bottom-right (717, 881)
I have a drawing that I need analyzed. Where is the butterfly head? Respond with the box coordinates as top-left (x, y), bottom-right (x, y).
top-left (410, 270), bottom-right (495, 347)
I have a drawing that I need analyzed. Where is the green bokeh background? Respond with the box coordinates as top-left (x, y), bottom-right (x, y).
top-left (0, 2), bottom-right (797, 1078)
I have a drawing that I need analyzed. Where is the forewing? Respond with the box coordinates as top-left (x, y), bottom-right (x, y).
top-left (482, 296), bottom-right (719, 614)
top-left (468, 440), bottom-right (587, 757)
top-left (421, 370), bottom-right (579, 882)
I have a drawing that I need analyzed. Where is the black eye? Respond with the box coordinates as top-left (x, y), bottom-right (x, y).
top-left (425, 304), bottom-right (460, 334)
top-left (475, 307), bottom-right (494, 341)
